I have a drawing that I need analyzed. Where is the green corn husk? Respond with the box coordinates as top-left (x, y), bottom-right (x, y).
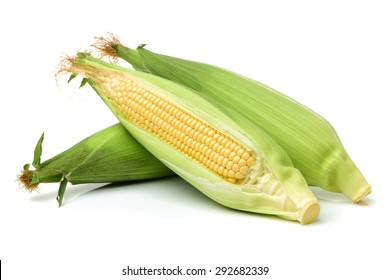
top-left (95, 35), bottom-right (371, 202)
top-left (62, 53), bottom-right (320, 224)
top-left (18, 123), bottom-right (174, 206)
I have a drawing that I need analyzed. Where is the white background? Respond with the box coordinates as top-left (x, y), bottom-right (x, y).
top-left (1, 0), bottom-right (389, 279)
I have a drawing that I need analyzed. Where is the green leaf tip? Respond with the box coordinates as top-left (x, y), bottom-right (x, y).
top-left (67, 73), bottom-right (77, 83)
top-left (80, 77), bottom-right (89, 88)
top-left (32, 133), bottom-right (44, 168)
top-left (56, 176), bottom-right (68, 207)
top-left (23, 164), bottom-right (30, 171)
top-left (137, 44), bottom-right (147, 49)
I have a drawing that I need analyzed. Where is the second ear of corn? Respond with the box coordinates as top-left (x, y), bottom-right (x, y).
top-left (19, 123), bottom-right (174, 206)
top-left (95, 36), bottom-right (371, 202)
top-left (62, 53), bottom-right (320, 224)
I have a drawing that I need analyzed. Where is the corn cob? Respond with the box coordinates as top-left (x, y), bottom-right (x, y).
top-left (18, 123), bottom-right (174, 206)
top-left (94, 35), bottom-right (371, 202)
top-left (61, 53), bottom-right (320, 224)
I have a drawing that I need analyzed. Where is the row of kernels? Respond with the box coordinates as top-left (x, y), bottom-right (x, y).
top-left (102, 74), bottom-right (253, 182)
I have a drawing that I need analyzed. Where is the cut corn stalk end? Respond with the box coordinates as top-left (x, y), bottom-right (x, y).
top-left (326, 153), bottom-right (372, 202)
top-left (354, 186), bottom-right (372, 203)
top-left (299, 201), bottom-right (320, 225)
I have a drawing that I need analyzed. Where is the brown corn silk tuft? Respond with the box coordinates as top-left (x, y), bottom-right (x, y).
top-left (91, 33), bottom-right (122, 63)
top-left (17, 169), bottom-right (39, 192)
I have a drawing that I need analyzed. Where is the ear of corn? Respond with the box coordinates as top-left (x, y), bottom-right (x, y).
top-left (63, 53), bottom-right (320, 224)
top-left (97, 36), bottom-right (371, 202)
top-left (18, 123), bottom-right (174, 206)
